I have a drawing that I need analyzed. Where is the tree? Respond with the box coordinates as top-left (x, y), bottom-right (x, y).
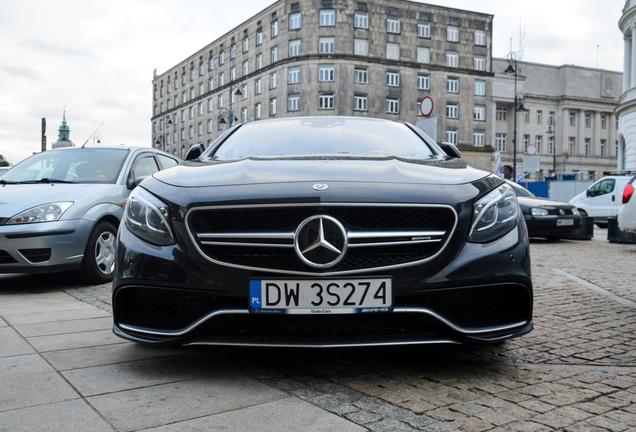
top-left (0, 154), bottom-right (9, 167)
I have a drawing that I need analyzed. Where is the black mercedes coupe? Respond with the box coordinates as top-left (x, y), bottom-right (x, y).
top-left (113, 117), bottom-right (533, 347)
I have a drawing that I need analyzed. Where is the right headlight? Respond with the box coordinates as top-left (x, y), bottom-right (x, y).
top-left (124, 187), bottom-right (175, 246)
top-left (531, 207), bottom-right (549, 216)
top-left (468, 183), bottom-right (519, 243)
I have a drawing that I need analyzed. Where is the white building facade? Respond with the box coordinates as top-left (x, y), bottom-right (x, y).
top-left (618, 0), bottom-right (636, 171)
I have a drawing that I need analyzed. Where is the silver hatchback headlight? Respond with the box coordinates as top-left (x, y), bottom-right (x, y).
top-left (6, 202), bottom-right (73, 224)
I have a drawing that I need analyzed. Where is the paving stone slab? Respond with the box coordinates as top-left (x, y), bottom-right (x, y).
top-left (87, 372), bottom-right (288, 431)
top-left (0, 372), bottom-right (78, 412)
top-left (0, 326), bottom-right (35, 358)
top-left (0, 317), bottom-right (7, 328)
top-left (140, 396), bottom-right (367, 432)
top-left (42, 341), bottom-right (190, 371)
top-left (27, 329), bottom-right (125, 352)
top-left (13, 316), bottom-right (113, 338)
top-left (0, 353), bottom-right (54, 378)
top-left (4, 306), bottom-right (111, 326)
top-left (0, 399), bottom-right (113, 432)
top-left (63, 353), bottom-right (232, 397)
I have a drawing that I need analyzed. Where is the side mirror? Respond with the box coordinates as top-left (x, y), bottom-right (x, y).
top-left (185, 143), bottom-right (205, 161)
top-left (440, 142), bottom-right (461, 159)
top-left (127, 175), bottom-right (148, 190)
top-left (586, 189), bottom-right (591, 197)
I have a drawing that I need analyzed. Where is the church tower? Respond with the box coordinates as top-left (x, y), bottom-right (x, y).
top-left (52, 111), bottom-right (74, 149)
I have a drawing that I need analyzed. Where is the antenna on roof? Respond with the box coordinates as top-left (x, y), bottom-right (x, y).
top-left (81, 122), bottom-right (104, 148)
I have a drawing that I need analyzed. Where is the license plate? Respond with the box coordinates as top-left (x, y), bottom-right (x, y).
top-left (557, 219), bottom-right (574, 226)
top-left (249, 278), bottom-right (393, 314)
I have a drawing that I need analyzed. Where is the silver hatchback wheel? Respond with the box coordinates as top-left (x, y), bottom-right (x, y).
top-left (95, 231), bottom-right (116, 275)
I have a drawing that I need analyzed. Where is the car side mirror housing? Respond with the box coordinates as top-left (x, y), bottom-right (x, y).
top-left (127, 175), bottom-right (148, 190)
top-left (185, 143), bottom-right (205, 161)
top-left (586, 189), bottom-right (591, 197)
top-left (440, 142), bottom-right (461, 159)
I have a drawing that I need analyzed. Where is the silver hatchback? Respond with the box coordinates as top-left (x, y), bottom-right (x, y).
top-left (0, 146), bottom-right (180, 284)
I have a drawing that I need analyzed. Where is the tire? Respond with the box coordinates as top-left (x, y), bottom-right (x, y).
top-left (78, 221), bottom-right (117, 285)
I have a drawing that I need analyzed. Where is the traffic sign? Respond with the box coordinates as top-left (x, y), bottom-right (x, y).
top-left (526, 144), bottom-right (537, 156)
top-left (419, 97), bottom-right (433, 117)
top-left (517, 173), bottom-right (524, 183)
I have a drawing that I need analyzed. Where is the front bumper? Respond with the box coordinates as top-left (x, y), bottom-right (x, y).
top-left (113, 220), bottom-right (533, 347)
top-left (0, 219), bottom-right (93, 273)
top-left (524, 215), bottom-right (582, 238)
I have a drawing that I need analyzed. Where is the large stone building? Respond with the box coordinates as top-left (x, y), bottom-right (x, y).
top-left (492, 59), bottom-right (622, 181)
top-left (618, 0), bottom-right (636, 171)
top-left (152, 0), bottom-right (494, 159)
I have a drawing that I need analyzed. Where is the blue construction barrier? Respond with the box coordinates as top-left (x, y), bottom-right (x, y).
top-left (519, 181), bottom-right (549, 198)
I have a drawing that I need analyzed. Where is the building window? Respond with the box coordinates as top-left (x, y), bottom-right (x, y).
top-left (190, 66), bottom-right (195, 81)
top-left (495, 133), bottom-right (507, 152)
top-left (474, 80), bottom-right (486, 96)
top-left (319, 65), bottom-right (335, 81)
top-left (523, 135), bottom-right (529, 152)
top-left (218, 95), bottom-right (223, 109)
top-left (181, 128), bottom-right (185, 140)
top-left (198, 122), bottom-right (203, 136)
top-left (256, 54), bottom-right (263, 70)
top-left (230, 67), bottom-right (236, 81)
top-left (354, 39), bottom-right (369, 56)
top-left (474, 105), bottom-right (485, 121)
top-left (354, 11), bottom-right (368, 29)
top-left (289, 39), bottom-right (301, 57)
top-left (270, 72), bottom-right (277, 89)
top-left (418, 22), bottom-right (430, 38)
top-left (447, 130), bottom-right (458, 145)
top-left (523, 111), bottom-right (529, 123)
top-left (447, 103), bottom-right (458, 119)
top-left (601, 115), bottom-right (607, 129)
top-left (189, 106), bottom-right (194, 119)
top-left (241, 107), bottom-right (248, 123)
top-left (535, 135), bottom-right (542, 154)
top-left (549, 111), bottom-right (555, 125)
top-left (387, 18), bottom-right (400, 34)
top-left (241, 84), bottom-right (247, 100)
top-left (447, 26), bottom-right (459, 42)
top-left (548, 136), bottom-right (555, 155)
top-left (243, 37), bottom-right (249, 53)
top-left (386, 43), bottom-right (400, 60)
top-left (569, 112), bottom-right (575, 126)
top-left (536, 110), bottom-right (543, 124)
top-left (271, 46), bottom-right (278, 63)
top-left (190, 87), bottom-right (195, 100)
top-left (181, 110), bottom-right (185, 122)
top-left (230, 45), bottom-right (236, 59)
top-left (474, 57), bottom-right (486, 71)
top-left (219, 73), bottom-right (224, 87)
top-left (496, 107), bottom-right (507, 121)
top-left (319, 92), bottom-right (334, 109)
top-left (601, 139), bottom-right (606, 156)
top-left (270, 98), bottom-right (277, 115)
top-left (290, 12), bottom-right (302, 30)
top-left (272, 20), bottom-right (279, 38)
top-left (289, 67), bottom-right (300, 84)
top-left (208, 78), bottom-right (214, 92)
top-left (219, 51), bottom-right (225, 65)
top-left (354, 67), bottom-right (368, 83)
top-left (447, 77), bottom-right (459, 93)
top-left (208, 98), bottom-right (213, 112)
top-left (417, 74), bottom-right (430, 90)
top-left (585, 113), bottom-right (591, 128)
top-left (255, 103), bottom-right (262, 119)
top-left (568, 137), bottom-right (575, 154)
top-left (243, 61), bottom-right (249, 76)
top-left (319, 37), bottom-right (335, 53)
top-left (417, 47), bottom-right (430, 64)
top-left (320, 9), bottom-right (335, 26)
top-left (386, 98), bottom-right (399, 114)
top-left (386, 71), bottom-right (400, 87)
top-left (474, 132), bottom-right (485, 147)
top-left (198, 102), bottom-right (203, 116)
top-left (257, 31), bottom-right (263, 46)
top-left (255, 78), bottom-right (262, 94)
top-left (288, 94), bottom-right (300, 111)
top-left (354, 94), bottom-right (368, 111)
top-left (475, 30), bottom-right (486, 46)
top-left (189, 125), bottom-right (194, 139)
top-left (447, 52), bottom-right (459, 67)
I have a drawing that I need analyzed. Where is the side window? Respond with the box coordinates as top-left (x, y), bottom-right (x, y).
top-left (589, 179), bottom-right (615, 197)
top-left (130, 155), bottom-right (160, 181)
top-left (157, 154), bottom-right (179, 170)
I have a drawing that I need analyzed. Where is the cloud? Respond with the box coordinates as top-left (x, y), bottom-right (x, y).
top-left (0, 65), bottom-right (42, 81)
top-left (18, 37), bottom-right (92, 57)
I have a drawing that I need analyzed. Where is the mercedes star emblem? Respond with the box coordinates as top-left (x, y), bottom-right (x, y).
top-left (313, 184), bottom-right (329, 191)
top-left (294, 215), bottom-right (347, 268)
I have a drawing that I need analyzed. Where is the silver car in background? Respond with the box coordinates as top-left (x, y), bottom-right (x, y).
top-left (0, 146), bottom-right (180, 284)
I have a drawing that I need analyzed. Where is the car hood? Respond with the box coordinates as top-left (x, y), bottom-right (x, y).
top-left (0, 183), bottom-right (110, 217)
top-left (517, 196), bottom-right (574, 208)
top-left (153, 157), bottom-right (490, 188)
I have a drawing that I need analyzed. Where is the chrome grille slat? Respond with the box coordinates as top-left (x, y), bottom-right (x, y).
top-left (185, 203), bottom-right (458, 276)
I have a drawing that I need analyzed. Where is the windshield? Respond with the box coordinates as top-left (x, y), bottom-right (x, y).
top-left (1, 148), bottom-right (129, 184)
top-left (209, 117), bottom-right (435, 160)
top-left (508, 181), bottom-right (536, 197)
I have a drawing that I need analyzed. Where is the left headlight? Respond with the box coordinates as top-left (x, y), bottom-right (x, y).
top-left (6, 202), bottom-right (73, 225)
top-left (531, 207), bottom-right (548, 216)
top-left (124, 187), bottom-right (175, 246)
top-left (468, 184), bottom-right (519, 243)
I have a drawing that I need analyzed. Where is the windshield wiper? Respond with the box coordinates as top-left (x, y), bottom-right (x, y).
top-left (0, 179), bottom-right (18, 185)
top-left (3, 178), bottom-right (75, 185)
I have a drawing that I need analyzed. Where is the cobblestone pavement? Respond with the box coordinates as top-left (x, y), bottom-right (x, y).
top-left (59, 231), bottom-right (636, 432)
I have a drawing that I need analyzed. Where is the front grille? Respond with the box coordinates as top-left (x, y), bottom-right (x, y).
top-left (19, 248), bottom-right (51, 263)
top-left (547, 208), bottom-right (576, 216)
top-left (0, 250), bottom-right (18, 264)
top-left (186, 204), bottom-right (457, 274)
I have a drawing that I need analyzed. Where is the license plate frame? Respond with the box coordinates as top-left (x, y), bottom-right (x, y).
top-left (249, 277), bottom-right (393, 314)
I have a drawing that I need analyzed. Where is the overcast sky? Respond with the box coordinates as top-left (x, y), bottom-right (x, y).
top-left (0, 0), bottom-right (626, 165)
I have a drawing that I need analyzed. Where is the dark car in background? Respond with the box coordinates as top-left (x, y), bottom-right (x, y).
top-left (0, 146), bottom-right (180, 283)
top-left (113, 117), bottom-right (533, 348)
top-left (507, 181), bottom-right (582, 240)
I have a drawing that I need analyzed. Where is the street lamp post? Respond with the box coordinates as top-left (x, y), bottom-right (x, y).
top-left (218, 83), bottom-right (243, 129)
top-left (504, 52), bottom-right (527, 183)
top-left (547, 116), bottom-right (556, 176)
top-left (154, 118), bottom-right (173, 152)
